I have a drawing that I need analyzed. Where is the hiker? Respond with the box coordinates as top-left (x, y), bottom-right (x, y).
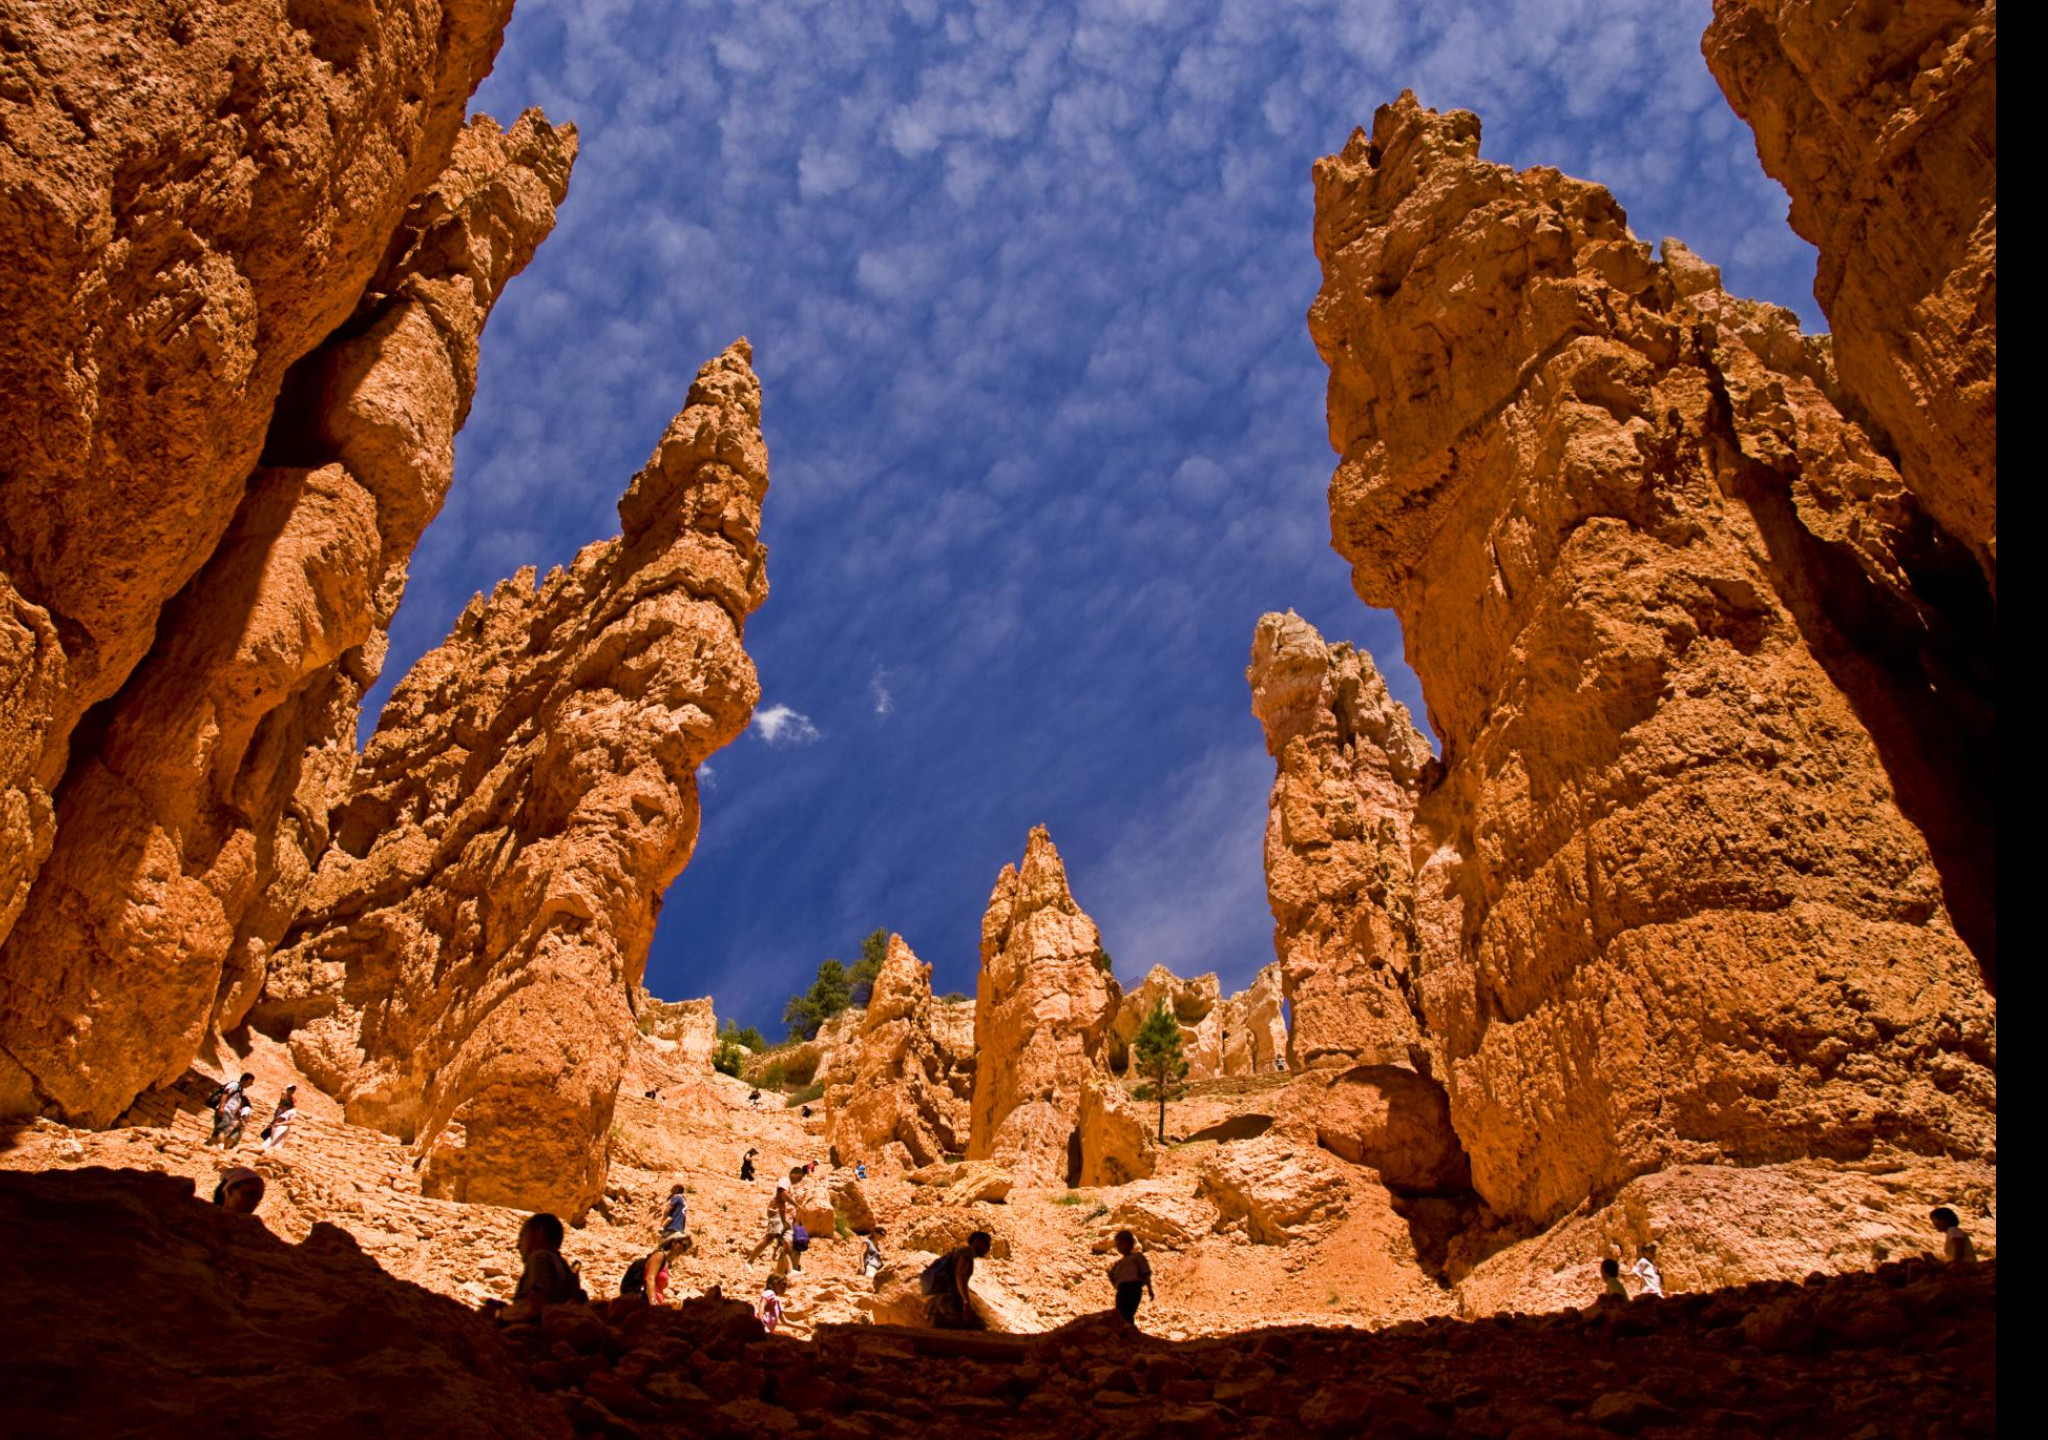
top-left (644, 1087), bottom-right (661, 1100)
top-left (1598, 1256), bottom-right (1628, 1299)
top-left (1631, 1243), bottom-right (1664, 1297)
top-left (861, 1227), bottom-right (885, 1279)
top-left (757, 1273), bottom-right (787, 1334)
top-left (502, 1212), bottom-right (584, 1323)
top-left (1107, 1230), bottom-right (1155, 1324)
top-left (746, 1172), bottom-right (796, 1272)
top-left (800, 1105), bottom-right (813, 1120)
top-left (923, 1230), bottom-right (992, 1329)
top-left (259, 1085), bottom-right (298, 1152)
top-left (661, 1183), bottom-right (688, 1240)
top-left (622, 1235), bottom-right (689, 1305)
top-left (740, 1148), bottom-right (757, 1182)
top-left (855, 1161), bottom-right (868, 1182)
top-left (211, 1167), bottom-right (265, 1214)
top-left (1932, 1207), bottom-right (1978, 1264)
top-left (749, 1089), bottom-right (761, 1109)
top-left (206, 1073), bottom-right (256, 1148)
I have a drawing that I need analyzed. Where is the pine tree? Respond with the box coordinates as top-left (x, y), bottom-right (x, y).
top-left (849, 928), bottom-right (889, 1006)
top-left (1132, 997), bottom-right (1190, 1143)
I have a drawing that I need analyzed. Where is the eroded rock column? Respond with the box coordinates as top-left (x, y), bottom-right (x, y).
top-left (259, 342), bottom-right (770, 1216)
top-left (824, 934), bottom-right (974, 1171)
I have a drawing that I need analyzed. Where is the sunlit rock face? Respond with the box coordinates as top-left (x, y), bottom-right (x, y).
top-left (0, 0), bottom-right (545, 1123)
top-left (258, 343), bottom-right (770, 1217)
top-left (1307, 92), bottom-right (1995, 1229)
top-left (1703, 0), bottom-right (1999, 977)
top-left (967, 826), bottom-right (1153, 1189)
top-left (824, 934), bottom-right (974, 1171)
top-left (1249, 610), bottom-right (1435, 1074)
top-left (1705, 0), bottom-right (1997, 596)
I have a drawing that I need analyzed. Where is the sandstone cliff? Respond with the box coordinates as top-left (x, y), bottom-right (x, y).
top-left (258, 341), bottom-right (770, 1216)
top-left (633, 991), bottom-right (718, 1073)
top-left (1703, 0), bottom-right (1998, 976)
top-left (1307, 94), bottom-right (1995, 1228)
top-left (967, 827), bottom-right (1153, 1189)
top-left (1705, 0), bottom-right (1996, 593)
top-left (1249, 610), bottom-right (1435, 1073)
top-left (0, 0), bottom-right (515, 938)
top-left (0, 109), bottom-right (574, 1126)
top-left (824, 934), bottom-right (974, 1171)
top-left (1110, 962), bottom-right (1293, 1079)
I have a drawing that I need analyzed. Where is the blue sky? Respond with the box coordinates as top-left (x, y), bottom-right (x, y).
top-left (392, 0), bottom-right (1821, 1034)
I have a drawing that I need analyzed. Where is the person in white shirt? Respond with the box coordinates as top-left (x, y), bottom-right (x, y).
top-left (1631, 1243), bottom-right (1664, 1297)
top-left (1931, 1207), bottom-right (1978, 1264)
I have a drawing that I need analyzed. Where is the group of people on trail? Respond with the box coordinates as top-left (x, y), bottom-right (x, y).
top-left (204, 1074), bottom-right (297, 1152)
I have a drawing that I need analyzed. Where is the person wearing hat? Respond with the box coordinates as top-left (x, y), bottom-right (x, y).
top-left (260, 1085), bottom-right (299, 1151)
top-left (212, 1167), bottom-right (266, 1214)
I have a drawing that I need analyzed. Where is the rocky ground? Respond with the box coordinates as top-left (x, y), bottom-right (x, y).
top-left (0, 1160), bottom-right (1996, 1439)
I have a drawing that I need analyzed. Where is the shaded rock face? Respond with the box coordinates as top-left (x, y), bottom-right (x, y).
top-left (0, 0), bottom-right (515, 972)
top-left (0, 109), bottom-right (575, 1126)
top-left (823, 934), bottom-right (973, 1171)
top-left (1249, 610), bottom-right (1435, 1072)
top-left (967, 826), bottom-right (1140, 1189)
top-left (1308, 1065), bottom-right (1471, 1196)
top-left (257, 343), bottom-right (769, 1216)
top-left (1307, 94), bottom-right (1995, 1228)
top-left (1703, 0), bottom-right (1998, 977)
top-left (1705, 0), bottom-right (1997, 593)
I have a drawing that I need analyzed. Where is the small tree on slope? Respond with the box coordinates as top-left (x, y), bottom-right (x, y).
top-left (1132, 997), bottom-right (1190, 1143)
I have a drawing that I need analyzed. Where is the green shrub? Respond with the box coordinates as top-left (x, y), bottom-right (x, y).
top-left (760, 1061), bottom-right (786, 1091)
top-left (939, 991), bottom-right (969, 1004)
top-left (1054, 1191), bottom-right (1089, 1207)
top-left (784, 1081), bottom-right (825, 1107)
top-left (711, 1036), bottom-right (744, 1077)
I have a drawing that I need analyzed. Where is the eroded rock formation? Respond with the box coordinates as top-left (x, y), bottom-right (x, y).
top-left (1705, 0), bottom-right (1997, 593)
top-left (0, 108), bottom-right (574, 1125)
top-left (633, 991), bottom-right (718, 1073)
top-left (1249, 610), bottom-right (1434, 1073)
top-left (823, 934), bottom-right (973, 1171)
top-left (1307, 93), bottom-right (1995, 1228)
top-left (967, 826), bottom-right (1152, 1189)
top-left (0, 0), bottom-right (519, 1049)
top-left (1703, 0), bottom-right (1998, 977)
top-left (258, 342), bottom-right (769, 1215)
top-left (1217, 962), bottom-right (1289, 1077)
top-left (1110, 965), bottom-right (1221, 1077)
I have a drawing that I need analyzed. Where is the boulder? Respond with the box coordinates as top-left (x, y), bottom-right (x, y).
top-left (1075, 1074), bottom-right (1156, 1188)
top-left (1309, 1065), bottom-right (1471, 1195)
top-left (1198, 1139), bottom-right (1350, 1244)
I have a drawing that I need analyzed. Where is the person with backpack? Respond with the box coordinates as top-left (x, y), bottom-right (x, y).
top-left (661, 1183), bottom-right (688, 1240)
top-left (259, 1085), bottom-right (298, 1152)
top-left (502, 1212), bottom-right (585, 1324)
top-left (746, 1172), bottom-right (796, 1272)
top-left (1106, 1230), bottom-right (1155, 1324)
top-left (921, 1230), bottom-right (991, 1329)
top-left (739, 1148), bottom-right (757, 1182)
top-left (621, 1235), bottom-right (689, 1304)
top-left (756, 1273), bottom-right (786, 1334)
top-left (205, 1073), bottom-right (256, 1148)
top-left (788, 1216), bottom-right (811, 1273)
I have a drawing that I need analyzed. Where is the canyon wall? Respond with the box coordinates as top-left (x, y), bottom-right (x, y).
top-left (0, 1), bottom-right (546, 1123)
top-left (1305, 93), bottom-right (1995, 1228)
top-left (824, 934), bottom-right (974, 1171)
top-left (967, 826), bottom-right (1152, 1189)
top-left (1705, 0), bottom-right (1997, 595)
top-left (257, 342), bottom-right (769, 1216)
top-left (1249, 610), bottom-right (1435, 1073)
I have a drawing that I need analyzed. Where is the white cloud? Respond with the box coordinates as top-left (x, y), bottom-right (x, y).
top-left (869, 669), bottom-right (895, 716)
top-left (751, 704), bottom-right (823, 745)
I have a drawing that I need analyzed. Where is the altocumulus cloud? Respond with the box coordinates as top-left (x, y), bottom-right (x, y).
top-left (393, 0), bottom-right (1825, 1032)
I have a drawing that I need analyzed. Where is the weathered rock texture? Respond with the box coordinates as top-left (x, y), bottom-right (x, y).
top-left (823, 934), bottom-right (973, 1171)
top-left (1307, 94), bottom-right (1996, 1228)
top-left (1217, 962), bottom-right (1290, 1076)
top-left (967, 827), bottom-right (1152, 1189)
top-left (632, 991), bottom-right (717, 1073)
top-left (0, 108), bottom-right (574, 1126)
top-left (1249, 611), bottom-right (1435, 1072)
top-left (258, 342), bottom-right (769, 1215)
top-left (1705, 0), bottom-right (1997, 593)
top-left (0, 0), bottom-right (520, 1070)
top-left (1703, 0), bottom-right (1998, 978)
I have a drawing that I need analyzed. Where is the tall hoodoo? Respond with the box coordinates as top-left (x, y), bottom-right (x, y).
top-left (258, 342), bottom-right (770, 1216)
top-left (1705, 0), bottom-right (1997, 595)
top-left (1307, 93), bottom-right (1995, 1227)
top-left (824, 934), bottom-right (974, 1171)
top-left (1249, 610), bottom-right (1434, 1073)
top-left (967, 826), bottom-right (1151, 1188)
top-left (0, 0), bottom-right (553, 1122)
